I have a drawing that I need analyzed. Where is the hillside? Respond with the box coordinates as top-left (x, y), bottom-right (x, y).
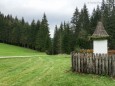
top-left (0, 43), bottom-right (45, 56)
top-left (0, 43), bottom-right (115, 86)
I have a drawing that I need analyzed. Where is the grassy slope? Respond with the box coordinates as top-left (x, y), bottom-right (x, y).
top-left (0, 43), bottom-right (45, 56)
top-left (0, 43), bottom-right (115, 86)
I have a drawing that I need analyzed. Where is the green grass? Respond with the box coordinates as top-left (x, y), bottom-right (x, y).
top-left (0, 43), bottom-right (45, 56)
top-left (0, 43), bottom-right (115, 86)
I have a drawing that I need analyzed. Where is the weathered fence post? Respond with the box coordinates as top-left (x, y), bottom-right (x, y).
top-left (84, 53), bottom-right (87, 73)
top-left (95, 54), bottom-right (99, 74)
top-left (89, 53), bottom-right (92, 74)
top-left (112, 55), bottom-right (115, 77)
top-left (78, 53), bottom-right (80, 72)
top-left (80, 53), bottom-right (84, 72)
top-left (99, 54), bottom-right (102, 75)
top-left (86, 54), bottom-right (89, 73)
top-left (102, 54), bottom-right (105, 75)
top-left (105, 54), bottom-right (108, 75)
top-left (71, 52), bottom-right (76, 71)
top-left (92, 54), bottom-right (96, 74)
top-left (108, 55), bottom-right (112, 76)
top-left (75, 53), bottom-right (78, 72)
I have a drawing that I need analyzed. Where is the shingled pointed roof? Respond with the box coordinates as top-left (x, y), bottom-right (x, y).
top-left (91, 21), bottom-right (109, 39)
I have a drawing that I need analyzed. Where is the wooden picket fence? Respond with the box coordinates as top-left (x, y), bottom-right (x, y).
top-left (71, 52), bottom-right (115, 77)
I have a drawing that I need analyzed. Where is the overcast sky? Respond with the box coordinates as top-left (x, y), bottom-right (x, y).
top-left (0, 0), bottom-right (102, 37)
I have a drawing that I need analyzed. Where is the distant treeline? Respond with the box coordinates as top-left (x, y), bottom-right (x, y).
top-left (0, 0), bottom-right (115, 54)
top-left (0, 13), bottom-right (52, 54)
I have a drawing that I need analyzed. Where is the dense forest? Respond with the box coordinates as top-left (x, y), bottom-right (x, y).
top-left (0, 13), bottom-right (52, 54)
top-left (0, 0), bottom-right (115, 54)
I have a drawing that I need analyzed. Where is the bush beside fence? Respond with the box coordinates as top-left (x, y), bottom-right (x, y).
top-left (71, 52), bottom-right (115, 77)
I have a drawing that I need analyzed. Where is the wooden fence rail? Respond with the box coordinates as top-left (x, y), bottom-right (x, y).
top-left (71, 52), bottom-right (115, 77)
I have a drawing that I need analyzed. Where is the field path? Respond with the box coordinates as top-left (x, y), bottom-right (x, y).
top-left (0, 55), bottom-right (48, 58)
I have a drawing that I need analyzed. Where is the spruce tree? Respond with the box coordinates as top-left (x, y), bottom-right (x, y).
top-left (58, 23), bottom-right (63, 53)
top-left (62, 23), bottom-right (71, 54)
top-left (53, 25), bottom-right (58, 54)
top-left (77, 4), bottom-right (90, 49)
top-left (36, 13), bottom-right (51, 52)
top-left (71, 7), bottom-right (80, 36)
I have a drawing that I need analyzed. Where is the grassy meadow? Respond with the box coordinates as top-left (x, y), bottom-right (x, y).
top-left (0, 43), bottom-right (45, 56)
top-left (0, 43), bottom-right (115, 86)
